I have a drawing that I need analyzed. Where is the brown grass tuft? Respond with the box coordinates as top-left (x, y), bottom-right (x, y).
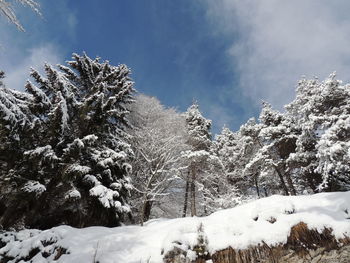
top-left (164, 221), bottom-right (350, 263)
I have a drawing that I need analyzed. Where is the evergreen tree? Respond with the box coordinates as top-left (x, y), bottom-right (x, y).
top-left (213, 123), bottom-right (266, 199)
top-left (0, 53), bottom-right (135, 229)
top-left (182, 103), bottom-right (211, 216)
top-left (286, 73), bottom-right (350, 191)
top-left (212, 126), bottom-right (238, 174)
top-left (182, 103), bottom-right (225, 216)
top-left (256, 102), bottom-right (297, 195)
top-left (211, 126), bottom-right (242, 209)
top-left (237, 118), bottom-right (266, 197)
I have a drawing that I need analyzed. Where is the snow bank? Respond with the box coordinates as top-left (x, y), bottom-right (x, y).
top-left (1, 191), bottom-right (350, 263)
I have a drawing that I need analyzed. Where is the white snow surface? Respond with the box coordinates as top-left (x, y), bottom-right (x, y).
top-left (1, 191), bottom-right (350, 263)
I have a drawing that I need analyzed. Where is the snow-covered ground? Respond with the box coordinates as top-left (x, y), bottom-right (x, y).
top-left (1, 191), bottom-right (350, 263)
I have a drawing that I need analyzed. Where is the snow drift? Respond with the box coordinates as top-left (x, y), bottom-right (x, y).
top-left (1, 191), bottom-right (350, 262)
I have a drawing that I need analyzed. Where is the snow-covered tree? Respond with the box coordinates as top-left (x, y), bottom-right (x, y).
top-left (0, 0), bottom-right (40, 31)
top-left (216, 74), bottom-right (350, 196)
top-left (285, 77), bottom-right (326, 192)
top-left (127, 94), bottom-right (187, 225)
top-left (286, 73), bottom-right (350, 191)
top-left (235, 118), bottom-right (266, 197)
top-left (0, 53), bottom-right (135, 229)
top-left (211, 126), bottom-right (243, 209)
top-left (255, 102), bottom-right (297, 195)
top-left (182, 103), bottom-right (227, 216)
top-left (212, 126), bottom-right (238, 174)
top-left (182, 103), bottom-right (211, 216)
top-left (315, 115), bottom-right (350, 190)
top-left (0, 74), bottom-right (34, 181)
top-left (213, 124), bottom-right (260, 198)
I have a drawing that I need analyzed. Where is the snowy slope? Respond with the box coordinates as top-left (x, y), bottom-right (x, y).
top-left (1, 191), bottom-right (350, 263)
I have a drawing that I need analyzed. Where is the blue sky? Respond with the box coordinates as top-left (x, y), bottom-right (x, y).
top-left (1, 0), bottom-right (350, 133)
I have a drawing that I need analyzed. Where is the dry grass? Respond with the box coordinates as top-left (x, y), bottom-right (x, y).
top-left (164, 222), bottom-right (350, 263)
top-left (210, 222), bottom-right (350, 263)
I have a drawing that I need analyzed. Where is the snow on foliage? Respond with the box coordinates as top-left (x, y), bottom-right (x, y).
top-left (127, 94), bottom-right (188, 224)
top-left (21, 181), bottom-right (46, 196)
top-left (0, 86), bottom-right (33, 130)
top-left (83, 174), bottom-right (100, 186)
top-left (181, 102), bottom-right (239, 216)
top-left (316, 114), bottom-right (350, 190)
top-left (213, 73), bottom-right (350, 198)
top-left (64, 164), bottom-right (91, 177)
top-left (1, 191), bottom-right (349, 263)
top-left (286, 73), bottom-right (350, 192)
top-left (89, 185), bottom-right (120, 208)
top-left (0, 53), bottom-right (135, 229)
top-left (24, 145), bottom-right (59, 163)
top-left (64, 188), bottom-right (81, 200)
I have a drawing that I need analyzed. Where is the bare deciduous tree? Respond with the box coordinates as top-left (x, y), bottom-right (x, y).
top-left (0, 0), bottom-right (41, 31)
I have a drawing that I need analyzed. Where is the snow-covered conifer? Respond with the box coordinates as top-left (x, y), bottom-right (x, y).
top-left (182, 103), bottom-right (226, 216)
top-left (236, 118), bottom-right (265, 197)
top-left (286, 73), bottom-right (350, 191)
top-left (0, 53), bottom-right (135, 229)
top-left (257, 102), bottom-right (297, 195)
top-left (211, 126), bottom-right (243, 209)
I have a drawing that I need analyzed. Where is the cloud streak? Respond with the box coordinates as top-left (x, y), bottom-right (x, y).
top-left (203, 0), bottom-right (350, 109)
top-left (0, 0), bottom-right (78, 91)
top-left (3, 44), bottom-right (62, 90)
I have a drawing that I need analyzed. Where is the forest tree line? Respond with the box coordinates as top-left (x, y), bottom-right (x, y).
top-left (0, 54), bottom-right (349, 230)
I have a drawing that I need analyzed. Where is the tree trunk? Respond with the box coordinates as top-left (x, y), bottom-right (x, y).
top-left (190, 167), bottom-right (196, 217)
top-left (305, 172), bottom-right (320, 193)
top-left (127, 211), bottom-right (135, 224)
top-left (254, 137), bottom-right (290, 196)
top-left (203, 195), bottom-right (208, 215)
top-left (263, 187), bottom-right (268, 197)
top-left (254, 175), bottom-right (260, 198)
top-left (140, 195), bottom-right (153, 226)
top-left (182, 171), bottom-right (190, 217)
top-left (144, 200), bottom-right (153, 221)
top-left (285, 172), bottom-right (297, 195)
top-left (273, 165), bottom-right (290, 195)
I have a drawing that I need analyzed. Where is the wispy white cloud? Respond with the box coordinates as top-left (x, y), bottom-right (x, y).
top-left (0, 0), bottom-right (77, 90)
top-left (3, 44), bottom-right (62, 90)
top-left (203, 0), bottom-right (350, 109)
top-left (46, 1), bottom-right (78, 39)
top-left (205, 103), bottom-right (235, 135)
